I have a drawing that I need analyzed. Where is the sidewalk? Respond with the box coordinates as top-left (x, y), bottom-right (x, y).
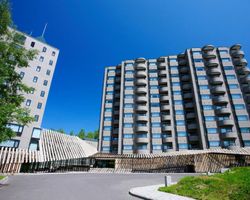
top-left (129, 184), bottom-right (195, 200)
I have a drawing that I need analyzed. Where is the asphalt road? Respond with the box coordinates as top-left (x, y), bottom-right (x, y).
top-left (0, 172), bottom-right (198, 200)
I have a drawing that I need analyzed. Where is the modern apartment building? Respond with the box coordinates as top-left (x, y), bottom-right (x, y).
top-left (98, 44), bottom-right (250, 154)
top-left (0, 29), bottom-right (59, 150)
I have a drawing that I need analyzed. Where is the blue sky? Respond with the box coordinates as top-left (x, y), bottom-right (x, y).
top-left (12, 0), bottom-right (250, 134)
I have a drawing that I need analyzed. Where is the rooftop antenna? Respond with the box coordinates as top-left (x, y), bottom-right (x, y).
top-left (41, 23), bottom-right (48, 38)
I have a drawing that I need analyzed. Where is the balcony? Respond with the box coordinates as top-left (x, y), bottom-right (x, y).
top-left (161, 104), bottom-right (170, 111)
top-left (187, 123), bottom-right (197, 130)
top-left (162, 137), bottom-right (173, 143)
top-left (240, 76), bottom-right (250, 83)
top-left (183, 93), bottom-right (193, 100)
top-left (135, 57), bottom-right (146, 63)
top-left (135, 149), bottom-right (149, 154)
top-left (184, 102), bottom-right (194, 109)
top-left (162, 125), bottom-right (172, 132)
top-left (158, 62), bottom-right (166, 70)
top-left (215, 108), bottom-right (231, 116)
top-left (162, 115), bottom-right (171, 121)
top-left (159, 78), bottom-right (168, 85)
top-left (243, 85), bottom-right (250, 93)
top-left (221, 132), bottom-right (237, 139)
top-left (182, 83), bottom-right (192, 90)
top-left (134, 137), bottom-right (148, 143)
top-left (209, 77), bottom-right (223, 85)
top-left (136, 70), bottom-right (147, 78)
top-left (218, 119), bottom-right (234, 127)
top-left (207, 68), bottom-right (221, 76)
top-left (233, 58), bottom-right (247, 67)
top-left (135, 115), bottom-right (148, 122)
top-left (189, 135), bottom-right (199, 142)
top-left (205, 59), bottom-right (219, 67)
top-left (135, 96), bottom-right (147, 103)
top-left (181, 75), bottom-right (190, 82)
top-left (230, 44), bottom-right (241, 51)
top-left (231, 50), bottom-right (244, 58)
top-left (179, 66), bottom-right (189, 73)
top-left (202, 45), bottom-right (215, 51)
top-left (186, 112), bottom-right (196, 119)
top-left (135, 87), bottom-right (147, 94)
top-left (160, 95), bottom-right (169, 102)
top-left (178, 59), bottom-right (187, 66)
top-left (135, 63), bottom-right (147, 70)
top-left (135, 126), bottom-right (148, 133)
top-left (159, 86), bottom-right (168, 94)
top-left (135, 105), bottom-right (148, 113)
top-left (203, 51), bottom-right (216, 59)
top-left (135, 79), bottom-right (147, 86)
top-left (157, 57), bottom-right (165, 63)
top-left (159, 70), bottom-right (167, 77)
top-left (213, 96), bottom-right (228, 105)
top-left (211, 86), bottom-right (226, 95)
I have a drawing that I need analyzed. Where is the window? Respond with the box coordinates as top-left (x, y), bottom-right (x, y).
top-left (198, 76), bottom-right (207, 80)
top-left (104, 126), bottom-right (112, 131)
top-left (105, 108), bottom-right (112, 112)
top-left (37, 103), bottom-right (42, 109)
top-left (231, 94), bottom-right (242, 99)
top-left (20, 71), bottom-right (25, 79)
top-left (171, 74), bottom-right (179, 78)
top-left (103, 136), bottom-right (110, 141)
top-left (136, 133), bottom-right (147, 138)
top-left (151, 112), bottom-right (160, 117)
top-left (194, 58), bottom-right (203, 63)
top-left (177, 131), bottom-right (187, 137)
top-left (173, 91), bottom-right (181, 95)
top-left (125, 86), bottom-right (133, 90)
top-left (151, 103), bottom-right (160, 107)
top-left (240, 128), bottom-right (250, 133)
top-left (137, 144), bottom-right (147, 150)
top-left (219, 50), bottom-right (228, 54)
top-left (124, 113), bottom-right (133, 118)
top-left (237, 115), bottom-right (249, 121)
top-left (125, 95), bottom-right (133, 99)
top-left (152, 123), bottom-right (161, 127)
top-left (40, 91), bottom-right (45, 97)
top-left (224, 66), bottom-right (234, 70)
top-left (205, 116), bottom-right (215, 121)
top-left (179, 143), bottom-right (188, 149)
top-left (221, 128), bottom-right (232, 133)
top-left (150, 86), bottom-right (159, 90)
top-left (107, 84), bottom-right (114, 88)
top-left (125, 63), bottom-right (133, 67)
top-left (169, 58), bottom-right (177, 62)
top-left (7, 124), bottom-right (23, 135)
top-left (229, 84), bottom-right (239, 89)
top-left (49, 60), bottom-right (53, 65)
top-left (102, 147), bottom-right (110, 152)
top-left (108, 69), bottom-right (115, 73)
top-left (209, 141), bottom-right (220, 147)
top-left (201, 94), bottom-right (211, 99)
top-left (152, 145), bottom-right (162, 150)
top-left (123, 134), bottom-right (133, 139)
top-left (29, 88), bottom-right (34, 94)
top-left (193, 51), bottom-right (201, 55)
top-left (104, 117), bottom-right (112, 121)
top-left (222, 58), bottom-right (230, 62)
top-left (108, 77), bottom-right (115, 80)
top-left (234, 104), bottom-right (245, 110)
top-left (172, 82), bottom-right (180, 86)
top-left (31, 41), bottom-right (35, 47)
top-left (199, 85), bottom-right (209, 90)
top-left (124, 123), bottom-right (133, 128)
top-left (151, 94), bottom-right (159, 98)
top-left (105, 100), bottom-right (113, 104)
top-left (244, 141), bottom-right (250, 147)
top-left (43, 80), bottom-right (48, 86)
top-left (0, 139), bottom-right (19, 148)
top-left (126, 70), bottom-right (134, 74)
top-left (174, 100), bottom-right (183, 105)
top-left (196, 67), bottom-right (205, 71)
top-left (52, 51), bottom-right (56, 56)
top-left (223, 140), bottom-right (235, 147)
top-left (42, 47), bottom-right (47, 52)
top-left (124, 104), bottom-right (133, 108)
top-left (226, 75), bottom-right (236, 79)
top-left (175, 110), bottom-right (184, 115)
top-left (207, 128), bottom-right (217, 134)
top-left (203, 105), bottom-right (213, 110)
top-left (176, 120), bottom-right (185, 125)
top-left (149, 77), bottom-right (158, 81)
top-left (152, 134), bottom-right (161, 138)
top-left (123, 145), bottom-right (133, 150)
top-left (149, 62), bottom-right (156, 66)
top-left (170, 66), bottom-right (178, 70)
top-left (32, 128), bottom-right (41, 139)
top-left (33, 76), bottom-right (38, 83)
top-left (26, 99), bottom-right (31, 106)
top-left (125, 78), bottom-right (133, 82)
top-left (46, 70), bottom-right (51, 76)
top-left (36, 66), bottom-right (41, 72)
top-left (39, 56), bottom-right (44, 62)
top-left (34, 115), bottom-right (39, 122)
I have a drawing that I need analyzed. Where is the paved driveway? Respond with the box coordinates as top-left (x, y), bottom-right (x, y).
top-left (0, 173), bottom-right (198, 200)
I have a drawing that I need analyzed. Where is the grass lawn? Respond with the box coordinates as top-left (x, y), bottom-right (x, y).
top-left (159, 167), bottom-right (250, 200)
top-left (0, 175), bottom-right (6, 180)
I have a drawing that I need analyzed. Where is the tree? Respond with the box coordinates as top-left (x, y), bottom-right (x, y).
top-left (57, 129), bottom-right (65, 134)
top-left (78, 129), bottom-right (85, 139)
top-left (0, 0), bottom-right (37, 143)
top-left (69, 131), bottom-right (74, 136)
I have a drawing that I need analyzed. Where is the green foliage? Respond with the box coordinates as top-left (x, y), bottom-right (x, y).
top-left (57, 129), bottom-right (65, 134)
top-left (0, 175), bottom-right (6, 180)
top-left (69, 130), bottom-right (74, 136)
top-left (0, 0), bottom-right (37, 143)
top-left (78, 129), bottom-right (85, 139)
top-left (159, 167), bottom-right (250, 200)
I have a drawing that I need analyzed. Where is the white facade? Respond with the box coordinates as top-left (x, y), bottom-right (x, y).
top-left (1, 29), bottom-right (59, 150)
